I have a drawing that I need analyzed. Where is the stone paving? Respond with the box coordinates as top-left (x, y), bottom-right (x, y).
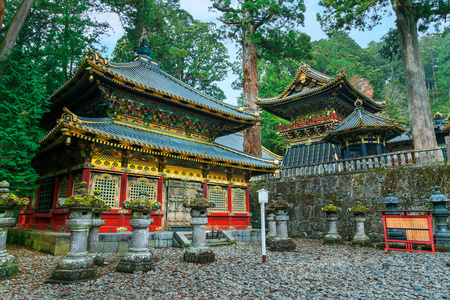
top-left (0, 239), bottom-right (449, 299)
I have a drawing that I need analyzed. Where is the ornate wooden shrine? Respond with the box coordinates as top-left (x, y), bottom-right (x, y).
top-left (256, 63), bottom-right (387, 166)
top-left (18, 46), bottom-right (279, 233)
top-left (322, 100), bottom-right (404, 158)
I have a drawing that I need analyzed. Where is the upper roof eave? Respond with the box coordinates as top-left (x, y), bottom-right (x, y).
top-left (79, 50), bottom-right (260, 123)
top-left (256, 64), bottom-right (386, 113)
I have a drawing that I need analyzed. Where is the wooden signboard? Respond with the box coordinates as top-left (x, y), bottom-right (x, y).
top-left (382, 210), bottom-right (435, 253)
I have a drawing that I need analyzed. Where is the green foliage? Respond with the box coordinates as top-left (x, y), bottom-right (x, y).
top-left (109, 0), bottom-right (229, 100)
top-left (0, 52), bottom-right (48, 196)
top-left (4, 0), bottom-right (110, 93)
top-left (211, 0), bottom-right (310, 60)
top-left (348, 201), bottom-right (369, 213)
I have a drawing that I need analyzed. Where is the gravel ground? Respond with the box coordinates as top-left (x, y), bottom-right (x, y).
top-left (1, 239), bottom-right (449, 300)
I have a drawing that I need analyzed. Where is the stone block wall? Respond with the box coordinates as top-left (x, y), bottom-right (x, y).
top-left (250, 165), bottom-right (450, 241)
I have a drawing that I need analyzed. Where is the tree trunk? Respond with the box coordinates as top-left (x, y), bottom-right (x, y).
top-left (392, 0), bottom-right (437, 149)
top-left (242, 15), bottom-right (262, 156)
top-left (0, 0), bottom-right (34, 60)
top-left (0, 0), bottom-right (5, 33)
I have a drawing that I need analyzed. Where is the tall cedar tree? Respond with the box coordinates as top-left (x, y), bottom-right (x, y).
top-left (318, 0), bottom-right (450, 150)
top-left (106, 0), bottom-right (229, 100)
top-left (0, 0), bottom-right (34, 60)
top-left (0, 52), bottom-right (48, 195)
top-left (210, 0), bottom-right (310, 156)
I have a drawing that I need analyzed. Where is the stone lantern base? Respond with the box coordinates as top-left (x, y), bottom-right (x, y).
top-left (351, 235), bottom-right (372, 247)
top-left (0, 259), bottom-right (18, 280)
top-left (323, 234), bottom-right (343, 245)
top-left (184, 246), bottom-right (215, 264)
top-left (267, 237), bottom-right (296, 252)
top-left (47, 255), bottom-right (97, 283)
top-left (117, 251), bottom-right (154, 272)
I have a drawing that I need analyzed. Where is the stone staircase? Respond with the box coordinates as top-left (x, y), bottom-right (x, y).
top-left (173, 230), bottom-right (235, 248)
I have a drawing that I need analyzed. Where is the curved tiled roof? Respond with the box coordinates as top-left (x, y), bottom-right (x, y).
top-left (42, 111), bottom-right (278, 170)
top-left (80, 51), bottom-right (259, 122)
top-left (323, 106), bottom-right (404, 144)
top-left (215, 132), bottom-right (283, 160)
top-left (257, 62), bottom-right (385, 113)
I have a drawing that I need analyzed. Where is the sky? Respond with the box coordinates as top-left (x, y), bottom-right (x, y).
top-left (97, 1), bottom-right (395, 106)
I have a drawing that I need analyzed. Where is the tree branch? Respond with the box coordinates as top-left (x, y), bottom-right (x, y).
top-left (217, 18), bottom-right (240, 25)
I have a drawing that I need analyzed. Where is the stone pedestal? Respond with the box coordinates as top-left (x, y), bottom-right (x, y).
top-left (48, 208), bottom-right (96, 283)
top-left (324, 212), bottom-right (343, 244)
top-left (267, 213), bottom-right (277, 237)
top-left (88, 212), bottom-right (105, 266)
top-left (0, 210), bottom-right (17, 279)
top-left (184, 214), bottom-right (215, 263)
top-left (351, 215), bottom-right (371, 247)
top-left (118, 211), bottom-right (154, 272)
top-left (268, 211), bottom-right (296, 252)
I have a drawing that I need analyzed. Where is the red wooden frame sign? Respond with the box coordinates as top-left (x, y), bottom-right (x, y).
top-left (382, 210), bottom-right (435, 254)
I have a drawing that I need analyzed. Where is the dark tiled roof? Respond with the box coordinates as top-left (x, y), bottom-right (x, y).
top-left (282, 142), bottom-right (341, 167)
top-left (105, 55), bottom-right (254, 120)
top-left (329, 107), bottom-right (395, 131)
top-left (434, 118), bottom-right (448, 130)
top-left (215, 133), bottom-right (282, 160)
top-left (71, 118), bottom-right (277, 168)
top-left (387, 132), bottom-right (412, 144)
top-left (323, 106), bottom-right (404, 144)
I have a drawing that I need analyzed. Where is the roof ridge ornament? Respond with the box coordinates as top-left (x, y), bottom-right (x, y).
top-left (83, 48), bottom-right (110, 67)
top-left (59, 107), bottom-right (81, 125)
top-left (354, 99), bottom-right (363, 107)
top-left (136, 36), bottom-right (153, 57)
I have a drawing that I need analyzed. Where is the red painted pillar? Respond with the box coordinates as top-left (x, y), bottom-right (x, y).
top-left (227, 185), bottom-right (232, 229)
top-left (52, 177), bottom-right (60, 208)
top-left (157, 176), bottom-right (164, 204)
top-left (67, 172), bottom-right (74, 197)
top-left (82, 168), bottom-right (91, 187)
top-left (120, 173), bottom-right (127, 207)
top-left (227, 185), bottom-right (232, 212)
top-left (203, 182), bottom-right (208, 198)
top-left (245, 187), bottom-right (250, 227)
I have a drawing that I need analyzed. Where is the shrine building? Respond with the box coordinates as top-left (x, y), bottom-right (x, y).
top-left (256, 63), bottom-right (392, 166)
top-left (18, 46), bottom-right (279, 233)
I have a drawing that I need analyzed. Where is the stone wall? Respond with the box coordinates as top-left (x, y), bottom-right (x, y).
top-left (250, 164), bottom-right (450, 242)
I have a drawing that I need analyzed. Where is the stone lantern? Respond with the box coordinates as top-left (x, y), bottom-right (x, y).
top-left (321, 200), bottom-right (343, 244)
top-left (182, 189), bottom-right (215, 263)
top-left (348, 201), bottom-right (371, 247)
top-left (0, 181), bottom-right (29, 279)
top-left (381, 189), bottom-right (406, 240)
top-left (267, 194), bottom-right (296, 251)
top-left (117, 191), bottom-right (161, 272)
top-left (48, 181), bottom-right (108, 283)
top-left (88, 191), bottom-right (111, 266)
top-left (427, 186), bottom-right (450, 245)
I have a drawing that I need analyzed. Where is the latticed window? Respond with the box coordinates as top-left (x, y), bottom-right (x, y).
top-left (208, 185), bottom-right (228, 212)
top-left (37, 178), bottom-right (54, 213)
top-left (90, 173), bottom-right (120, 208)
top-left (232, 188), bottom-right (246, 213)
top-left (128, 177), bottom-right (157, 201)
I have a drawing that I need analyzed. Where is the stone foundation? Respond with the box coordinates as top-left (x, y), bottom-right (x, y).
top-left (7, 229), bottom-right (262, 255)
top-left (184, 247), bottom-right (215, 264)
top-left (268, 237), bottom-right (296, 252)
